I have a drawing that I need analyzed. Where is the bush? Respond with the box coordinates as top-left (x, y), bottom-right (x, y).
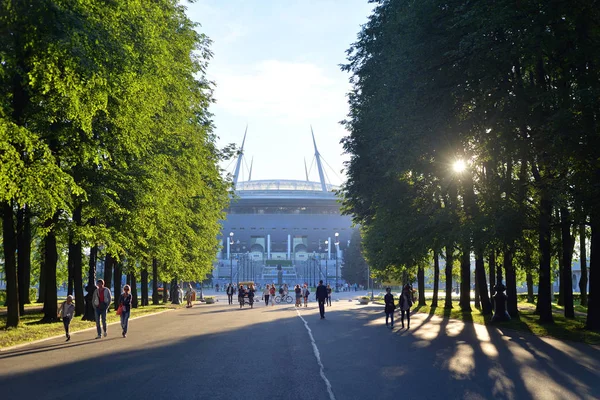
top-left (0, 290), bottom-right (5, 304)
top-left (1, 288), bottom-right (39, 305)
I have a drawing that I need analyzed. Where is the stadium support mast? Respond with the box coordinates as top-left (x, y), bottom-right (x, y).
top-left (248, 156), bottom-right (253, 181)
top-left (233, 126), bottom-right (247, 188)
top-left (311, 126), bottom-right (328, 192)
top-left (304, 158), bottom-right (309, 181)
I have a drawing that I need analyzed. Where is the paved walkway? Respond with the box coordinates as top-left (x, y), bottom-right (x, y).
top-left (1, 292), bottom-right (599, 400)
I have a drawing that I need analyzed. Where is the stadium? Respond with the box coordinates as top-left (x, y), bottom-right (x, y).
top-left (213, 129), bottom-right (354, 289)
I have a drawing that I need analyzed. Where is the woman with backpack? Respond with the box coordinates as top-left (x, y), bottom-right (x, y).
top-left (399, 284), bottom-right (414, 329)
top-left (302, 284), bottom-right (310, 307)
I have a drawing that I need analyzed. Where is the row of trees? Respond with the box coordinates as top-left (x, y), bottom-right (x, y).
top-left (1, 0), bottom-right (230, 327)
top-left (340, 0), bottom-right (600, 330)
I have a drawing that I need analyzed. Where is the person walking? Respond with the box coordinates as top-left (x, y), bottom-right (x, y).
top-left (316, 280), bottom-right (328, 319)
top-left (302, 284), bottom-right (310, 307)
top-left (269, 284), bottom-right (276, 306)
top-left (226, 283), bottom-right (234, 305)
top-left (326, 284), bottom-right (332, 306)
top-left (294, 284), bottom-right (302, 307)
top-left (92, 279), bottom-right (112, 339)
top-left (119, 285), bottom-right (132, 338)
top-left (384, 287), bottom-right (396, 328)
top-left (263, 284), bottom-right (271, 306)
top-left (58, 295), bottom-right (75, 341)
top-left (185, 284), bottom-right (194, 308)
top-left (399, 284), bottom-right (413, 329)
top-left (248, 284), bottom-right (255, 308)
top-left (238, 285), bottom-right (246, 309)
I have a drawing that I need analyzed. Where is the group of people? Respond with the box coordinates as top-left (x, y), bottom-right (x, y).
top-left (383, 284), bottom-right (414, 329)
top-left (57, 279), bottom-right (132, 342)
top-left (223, 282), bottom-right (335, 309)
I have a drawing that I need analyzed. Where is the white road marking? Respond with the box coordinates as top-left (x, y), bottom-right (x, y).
top-left (295, 308), bottom-right (336, 400)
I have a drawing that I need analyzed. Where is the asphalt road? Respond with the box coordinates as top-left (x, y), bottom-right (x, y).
top-left (1, 291), bottom-right (599, 400)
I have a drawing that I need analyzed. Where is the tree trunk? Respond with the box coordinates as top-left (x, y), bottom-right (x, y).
top-left (82, 243), bottom-right (98, 321)
top-left (586, 210), bottom-right (600, 330)
top-left (42, 214), bottom-right (59, 322)
top-left (445, 245), bottom-right (454, 309)
top-left (71, 208), bottom-right (84, 316)
top-left (556, 208), bottom-right (564, 307)
top-left (131, 272), bottom-right (138, 308)
top-left (474, 278), bottom-right (480, 309)
top-left (104, 254), bottom-right (114, 291)
top-left (460, 242), bottom-right (471, 312)
top-left (417, 264), bottom-right (426, 306)
top-left (526, 269), bottom-right (534, 303)
top-left (17, 205), bottom-right (31, 315)
top-left (37, 244), bottom-right (46, 303)
top-left (162, 280), bottom-right (168, 303)
top-left (113, 263), bottom-right (122, 311)
top-left (3, 201), bottom-right (20, 327)
top-left (504, 247), bottom-right (519, 318)
top-left (432, 250), bottom-right (440, 308)
top-left (475, 250), bottom-right (492, 314)
top-left (489, 251), bottom-right (496, 309)
top-left (580, 223), bottom-right (588, 306)
top-left (537, 190), bottom-right (554, 323)
top-left (152, 258), bottom-right (160, 305)
top-left (141, 267), bottom-right (149, 306)
top-left (560, 207), bottom-right (575, 318)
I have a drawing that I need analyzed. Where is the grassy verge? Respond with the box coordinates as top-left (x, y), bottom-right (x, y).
top-left (0, 304), bottom-right (181, 349)
top-left (409, 300), bottom-right (600, 346)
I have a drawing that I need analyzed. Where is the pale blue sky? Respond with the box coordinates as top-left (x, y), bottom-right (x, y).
top-left (183, 0), bottom-right (374, 185)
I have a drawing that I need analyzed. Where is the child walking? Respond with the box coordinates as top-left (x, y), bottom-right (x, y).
top-left (58, 295), bottom-right (75, 341)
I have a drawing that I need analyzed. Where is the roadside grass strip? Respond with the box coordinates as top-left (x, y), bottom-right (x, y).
top-left (0, 304), bottom-right (182, 349)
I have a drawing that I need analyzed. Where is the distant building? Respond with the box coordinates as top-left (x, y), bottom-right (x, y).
top-left (215, 129), bottom-right (353, 287)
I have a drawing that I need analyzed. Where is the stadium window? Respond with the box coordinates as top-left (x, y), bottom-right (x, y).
top-left (260, 227), bottom-right (265, 230)
top-left (251, 227), bottom-right (256, 230)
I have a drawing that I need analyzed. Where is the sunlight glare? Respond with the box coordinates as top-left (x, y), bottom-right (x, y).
top-left (453, 159), bottom-right (466, 173)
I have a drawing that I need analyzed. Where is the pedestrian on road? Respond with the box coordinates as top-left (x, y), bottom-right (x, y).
top-left (326, 284), bottom-right (332, 306)
top-left (92, 279), bottom-right (112, 339)
top-left (119, 285), bottom-right (132, 338)
top-left (226, 284), bottom-right (234, 305)
top-left (316, 280), bottom-right (328, 319)
top-left (238, 285), bottom-right (246, 309)
top-left (399, 284), bottom-right (413, 329)
top-left (302, 284), bottom-right (310, 307)
top-left (384, 288), bottom-right (395, 328)
top-left (294, 284), bottom-right (302, 307)
top-left (248, 284), bottom-right (255, 308)
top-left (263, 284), bottom-right (271, 306)
top-left (58, 295), bottom-right (75, 341)
top-left (185, 284), bottom-right (194, 308)
top-left (269, 285), bottom-right (276, 306)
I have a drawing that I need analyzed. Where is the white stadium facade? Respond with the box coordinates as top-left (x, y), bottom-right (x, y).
top-left (212, 130), bottom-right (353, 288)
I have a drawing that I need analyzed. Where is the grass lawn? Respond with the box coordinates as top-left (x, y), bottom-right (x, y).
top-left (0, 303), bottom-right (181, 349)
top-left (409, 300), bottom-right (600, 346)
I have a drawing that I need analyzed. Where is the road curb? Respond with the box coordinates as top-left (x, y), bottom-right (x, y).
top-left (0, 308), bottom-right (176, 352)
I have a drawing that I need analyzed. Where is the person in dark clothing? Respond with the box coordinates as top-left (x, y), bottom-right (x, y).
top-left (384, 287), bottom-right (396, 328)
top-left (315, 280), bottom-right (328, 319)
top-left (399, 284), bottom-right (414, 329)
top-left (226, 283), bottom-right (234, 305)
top-left (326, 284), bottom-right (332, 306)
top-left (248, 284), bottom-right (255, 308)
top-left (238, 285), bottom-right (246, 309)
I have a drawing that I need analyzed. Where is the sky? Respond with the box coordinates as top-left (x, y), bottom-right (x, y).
top-left (183, 0), bottom-right (374, 186)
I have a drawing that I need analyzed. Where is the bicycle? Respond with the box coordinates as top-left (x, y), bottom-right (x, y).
top-left (275, 294), bottom-right (293, 304)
